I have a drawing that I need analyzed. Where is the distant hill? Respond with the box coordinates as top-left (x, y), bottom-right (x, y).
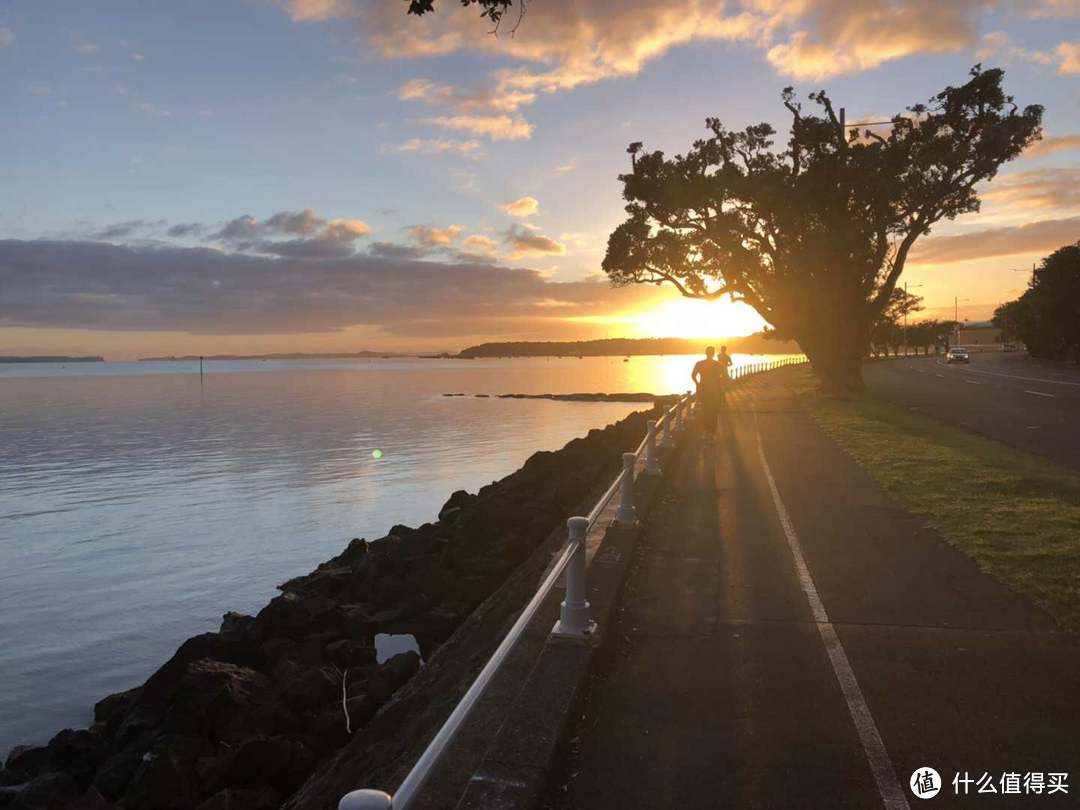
top-left (457, 334), bottom-right (800, 358)
top-left (0, 356), bottom-right (104, 363)
top-left (138, 351), bottom-right (413, 362)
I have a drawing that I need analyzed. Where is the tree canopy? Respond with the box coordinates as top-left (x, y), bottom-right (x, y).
top-left (603, 66), bottom-right (1042, 390)
top-left (994, 242), bottom-right (1080, 362)
top-left (407, 0), bottom-right (519, 29)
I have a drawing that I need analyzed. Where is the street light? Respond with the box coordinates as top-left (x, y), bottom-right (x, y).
top-left (954, 297), bottom-right (970, 347)
top-left (903, 282), bottom-right (923, 356)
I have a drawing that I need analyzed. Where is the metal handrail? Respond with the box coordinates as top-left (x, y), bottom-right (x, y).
top-left (339, 391), bottom-right (692, 810)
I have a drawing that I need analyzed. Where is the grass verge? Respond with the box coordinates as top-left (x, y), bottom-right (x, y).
top-left (792, 369), bottom-right (1080, 631)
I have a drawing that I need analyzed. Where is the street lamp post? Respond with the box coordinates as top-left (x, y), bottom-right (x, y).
top-left (954, 297), bottom-right (970, 348)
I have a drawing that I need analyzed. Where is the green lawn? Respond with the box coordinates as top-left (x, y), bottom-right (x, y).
top-left (793, 370), bottom-right (1080, 631)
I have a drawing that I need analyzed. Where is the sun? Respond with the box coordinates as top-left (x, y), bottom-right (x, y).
top-left (630, 297), bottom-right (767, 339)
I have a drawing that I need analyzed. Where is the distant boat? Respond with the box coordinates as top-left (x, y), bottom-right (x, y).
top-left (623, 358), bottom-right (629, 362)
top-left (381, 356), bottom-right (391, 359)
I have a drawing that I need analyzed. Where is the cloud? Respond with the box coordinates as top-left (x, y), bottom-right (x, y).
top-left (368, 241), bottom-right (429, 260)
top-left (133, 100), bottom-right (172, 118)
top-left (74, 42), bottom-right (100, 55)
top-left (424, 114), bottom-right (534, 141)
top-left (167, 223), bottom-right (207, 238)
top-left (93, 220), bottom-right (155, 240)
top-left (505, 225), bottom-right (566, 259)
top-left (462, 234), bottom-right (497, 253)
top-left (324, 218), bottom-right (372, 242)
top-left (391, 137), bottom-right (484, 159)
top-left (977, 31), bottom-right (1080, 74)
top-left (273, 0), bottom-right (362, 21)
top-left (132, 53), bottom-right (144, 62)
top-left (397, 78), bottom-right (535, 113)
top-left (909, 216), bottom-right (1080, 264)
top-left (1025, 132), bottom-right (1080, 156)
top-left (502, 196), bottom-right (539, 217)
top-left (0, 28), bottom-right (14, 47)
top-left (0, 238), bottom-right (664, 337)
top-left (265, 209), bottom-right (326, 235)
top-left (1013, 0), bottom-right (1080, 18)
top-left (407, 224), bottom-right (461, 245)
top-left (1057, 40), bottom-right (1080, 73)
top-left (764, 1), bottom-right (990, 81)
top-left (213, 215), bottom-right (262, 242)
top-left (198, 109), bottom-right (215, 119)
top-left (981, 168), bottom-right (1080, 210)
top-left (554, 159), bottom-right (577, 175)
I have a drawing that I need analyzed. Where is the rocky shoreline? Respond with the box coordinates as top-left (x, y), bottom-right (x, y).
top-left (1, 406), bottom-right (659, 810)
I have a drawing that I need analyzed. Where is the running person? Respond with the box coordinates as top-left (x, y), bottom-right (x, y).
top-left (692, 346), bottom-right (731, 440)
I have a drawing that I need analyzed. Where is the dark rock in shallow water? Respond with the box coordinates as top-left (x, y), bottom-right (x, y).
top-left (8, 771), bottom-right (79, 809)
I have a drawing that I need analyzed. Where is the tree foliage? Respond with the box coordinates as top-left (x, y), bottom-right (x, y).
top-left (406, 0), bottom-right (522, 31)
top-left (994, 242), bottom-right (1080, 362)
top-left (603, 66), bottom-right (1042, 390)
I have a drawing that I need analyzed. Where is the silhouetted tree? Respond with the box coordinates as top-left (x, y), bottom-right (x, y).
top-left (407, 0), bottom-right (521, 30)
top-left (603, 67), bottom-right (1042, 391)
top-left (994, 241), bottom-right (1080, 362)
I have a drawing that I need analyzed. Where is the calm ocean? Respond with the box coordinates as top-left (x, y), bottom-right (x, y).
top-left (0, 353), bottom-right (777, 751)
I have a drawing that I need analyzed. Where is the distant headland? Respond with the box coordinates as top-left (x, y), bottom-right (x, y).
top-left (456, 334), bottom-right (798, 358)
top-left (137, 351), bottom-right (412, 362)
top-left (0, 356), bottom-right (104, 364)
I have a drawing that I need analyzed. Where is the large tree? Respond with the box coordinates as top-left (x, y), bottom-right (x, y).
top-left (994, 241), bottom-right (1080, 362)
top-left (603, 67), bottom-right (1042, 391)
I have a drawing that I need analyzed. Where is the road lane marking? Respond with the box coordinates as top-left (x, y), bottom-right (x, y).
top-left (1025, 390), bottom-right (1057, 398)
top-left (965, 380), bottom-right (981, 385)
top-left (935, 374), bottom-right (945, 378)
top-left (755, 427), bottom-right (910, 810)
top-left (934, 359), bottom-right (1080, 387)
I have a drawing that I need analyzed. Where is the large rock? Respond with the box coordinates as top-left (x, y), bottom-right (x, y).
top-left (41, 731), bottom-right (106, 790)
top-left (9, 772), bottom-right (79, 810)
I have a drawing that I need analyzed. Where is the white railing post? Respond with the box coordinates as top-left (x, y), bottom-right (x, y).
top-left (660, 406), bottom-right (675, 448)
top-left (644, 420), bottom-right (662, 475)
top-left (615, 452), bottom-right (637, 525)
top-left (673, 396), bottom-right (684, 434)
top-left (551, 517), bottom-right (596, 639)
top-left (339, 790), bottom-right (393, 810)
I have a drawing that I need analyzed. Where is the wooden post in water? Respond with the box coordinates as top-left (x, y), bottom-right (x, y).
top-left (200, 356), bottom-right (203, 378)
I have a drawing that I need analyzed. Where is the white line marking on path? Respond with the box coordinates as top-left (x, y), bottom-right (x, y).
top-left (965, 380), bottom-right (981, 385)
top-left (934, 359), bottom-right (1080, 387)
top-left (935, 374), bottom-right (945, 378)
top-left (754, 427), bottom-right (910, 810)
top-left (1025, 390), bottom-right (1057, 398)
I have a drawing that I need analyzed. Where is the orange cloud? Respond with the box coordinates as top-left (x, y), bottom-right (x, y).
top-left (909, 216), bottom-right (1080, 264)
top-left (424, 114), bottom-right (533, 141)
top-left (501, 196), bottom-right (539, 217)
top-left (408, 224), bottom-right (461, 245)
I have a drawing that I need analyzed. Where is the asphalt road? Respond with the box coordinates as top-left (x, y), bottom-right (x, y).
top-left (863, 352), bottom-right (1080, 472)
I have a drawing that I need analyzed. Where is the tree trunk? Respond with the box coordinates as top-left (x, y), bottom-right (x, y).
top-left (797, 322), bottom-right (868, 394)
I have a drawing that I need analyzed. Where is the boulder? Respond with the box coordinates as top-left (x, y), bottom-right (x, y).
top-left (277, 666), bottom-right (338, 713)
top-left (9, 772), bottom-right (79, 810)
top-left (64, 787), bottom-right (110, 810)
top-left (194, 787), bottom-right (278, 810)
top-left (380, 651), bottom-right (421, 690)
top-left (3, 749), bottom-right (48, 782)
top-left (42, 731), bottom-right (106, 790)
top-left (324, 640), bottom-right (375, 670)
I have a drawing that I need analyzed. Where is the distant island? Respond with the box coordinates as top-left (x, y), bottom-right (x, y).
top-left (0, 356), bottom-right (104, 364)
top-left (138, 351), bottom-right (413, 362)
top-left (456, 334), bottom-right (799, 358)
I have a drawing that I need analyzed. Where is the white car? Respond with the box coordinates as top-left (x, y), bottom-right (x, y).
top-left (947, 348), bottom-right (971, 364)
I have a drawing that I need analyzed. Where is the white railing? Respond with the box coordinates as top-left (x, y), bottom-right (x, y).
top-left (338, 391), bottom-right (695, 810)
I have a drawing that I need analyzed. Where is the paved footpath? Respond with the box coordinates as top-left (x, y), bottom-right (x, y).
top-left (545, 370), bottom-right (1080, 809)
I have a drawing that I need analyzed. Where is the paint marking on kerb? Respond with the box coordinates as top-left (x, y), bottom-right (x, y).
top-left (755, 427), bottom-right (910, 810)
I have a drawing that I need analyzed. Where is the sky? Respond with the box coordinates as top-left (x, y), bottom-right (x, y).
top-left (1, 0), bottom-right (1079, 360)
